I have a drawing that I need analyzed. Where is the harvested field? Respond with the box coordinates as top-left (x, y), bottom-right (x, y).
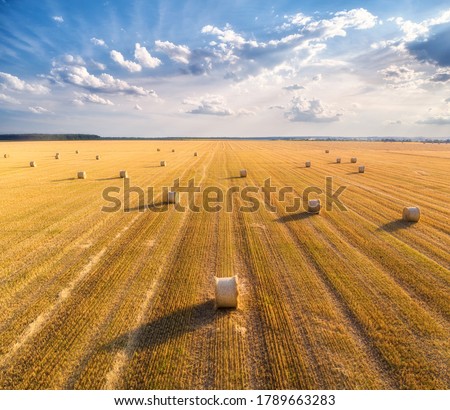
top-left (0, 140), bottom-right (449, 390)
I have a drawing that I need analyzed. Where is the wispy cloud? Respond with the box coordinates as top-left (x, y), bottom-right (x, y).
top-left (91, 37), bottom-right (107, 47)
top-left (29, 106), bottom-right (50, 114)
top-left (52, 16), bottom-right (64, 23)
top-left (73, 92), bottom-right (114, 106)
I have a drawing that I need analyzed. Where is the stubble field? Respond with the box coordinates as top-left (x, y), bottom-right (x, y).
top-left (0, 140), bottom-right (449, 389)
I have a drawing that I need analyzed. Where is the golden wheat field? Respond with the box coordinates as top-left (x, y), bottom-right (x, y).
top-left (0, 140), bottom-right (449, 390)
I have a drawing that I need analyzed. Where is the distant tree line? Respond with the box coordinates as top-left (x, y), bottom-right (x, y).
top-left (0, 134), bottom-right (101, 141)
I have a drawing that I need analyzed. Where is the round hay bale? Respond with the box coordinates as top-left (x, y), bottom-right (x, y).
top-left (194, 152), bottom-right (198, 156)
top-left (162, 191), bottom-right (179, 204)
top-left (305, 161), bottom-right (311, 168)
top-left (75, 150), bottom-right (79, 154)
top-left (308, 199), bottom-right (321, 214)
top-left (4, 154), bottom-right (9, 158)
top-left (402, 207), bottom-right (420, 222)
top-left (325, 149), bottom-right (330, 153)
top-left (240, 169), bottom-right (247, 177)
top-left (336, 158), bottom-right (341, 163)
top-left (160, 160), bottom-right (166, 167)
top-left (358, 165), bottom-right (365, 173)
top-left (30, 161), bottom-right (36, 167)
top-left (96, 155), bottom-right (100, 160)
top-left (119, 170), bottom-right (128, 178)
top-left (172, 149), bottom-right (175, 152)
top-left (77, 171), bottom-right (86, 179)
top-left (215, 276), bottom-right (238, 309)
top-left (351, 157), bottom-right (357, 163)
top-left (55, 154), bottom-right (60, 159)
top-left (157, 148), bottom-right (160, 152)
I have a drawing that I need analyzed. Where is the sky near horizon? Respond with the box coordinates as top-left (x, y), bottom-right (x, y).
top-left (1, 0), bottom-right (450, 138)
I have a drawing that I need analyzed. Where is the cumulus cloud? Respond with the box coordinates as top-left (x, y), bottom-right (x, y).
top-left (183, 94), bottom-right (233, 116)
top-left (0, 93), bottom-right (20, 104)
top-left (283, 84), bottom-right (305, 91)
top-left (50, 64), bottom-right (156, 96)
top-left (110, 50), bottom-right (142, 72)
top-left (29, 106), bottom-right (50, 114)
top-left (134, 43), bottom-right (161, 68)
top-left (284, 97), bottom-right (341, 122)
top-left (0, 72), bottom-right (50, 94)
top-left (52, 16), bottom-right (64, 23)
top-left (73, 92), bottom-right (114, 106)
top-left (155, 40), bottom-right (191, 64)
top-left (91, 37), bottom-right (107, 47)
top-left (379, 65), bottom-right (425, 88)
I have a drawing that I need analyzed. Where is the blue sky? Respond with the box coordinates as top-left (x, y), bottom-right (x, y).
top-left (1, 0), bottom-right (450, 137)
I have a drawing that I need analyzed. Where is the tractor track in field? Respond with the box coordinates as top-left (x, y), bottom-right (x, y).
top-left (101, 145), bottom-right (218, 389)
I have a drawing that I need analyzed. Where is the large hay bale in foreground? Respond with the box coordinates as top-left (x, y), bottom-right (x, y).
top-left (308, 199), bottom-right (321, 214)
top-left (119, 170), bottom-right (128, 178)
top-left (359, 165), bottom-right (365, 173)
top-left (336, 158), bottom-right (341, 163)
top-left (215, 276), bottom-right (238, 309)
top-left (351, 157), bottom-right (357, 163)
top-left (30, 161), bottom-right (36, 167)
top-left (78, 171), bottom-right (86, 179)
top-left (162, 191), bottom-right (179, 204)
top-left (403, 207), bottom-right (420, 222)
top-left (305, 161), bottom-right (311, 168)
top-left (240, 169), bottom-right (247, 177)
top-left (160, 160), bottom-right (166, 167)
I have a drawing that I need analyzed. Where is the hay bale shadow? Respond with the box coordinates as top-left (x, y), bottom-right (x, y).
top-left (102, 300), bottom-right (215, 353)
top-left (275, 211), bottom-right (315, 222)
top-left (95, 177), bottom-right (121, 181)
top-left (51, 178), bottom-right (76, 182)
top-left (378, 219), bottom-right (413, 232)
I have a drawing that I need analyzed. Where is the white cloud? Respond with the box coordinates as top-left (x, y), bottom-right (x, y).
top-left (155, 40), bottom-right (191, 64)
top-left (134, 104), bottom-right (143, 111)
top-left (134, 43), bottom-right (161, 68)
top-left (0, 72), bottom-right (50, 94)
top-left (287, 8), bottom-right (378, 40)
top-left (379, 65), bottom-right (425, 88)
top-left (50, 64), bottom-right (156, 96)
top-left (63, 54), bottom-right (85, 65)
top-left (110, 50), bottom-right (142, 72)
top-left (52, 16), bottom-right (64, 23)
top-left (91, 37), bottom-right (107, 47)
top-left (283, 84), bottom-right (305, 91)
top-left (91, 60), bottom-right (106, 70)
top-left (183, 94), bottom-right (233, 116)
top-left (0, 93), bottom-right (20, 104)
top-left (29, 106), bottom-right (49, 114)
top-left (285, 97), bottom-right (341, 122)
top-left (201, 24), bottom-right (256, 48)
top-left (73, 92), bottom-right (114, 106)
